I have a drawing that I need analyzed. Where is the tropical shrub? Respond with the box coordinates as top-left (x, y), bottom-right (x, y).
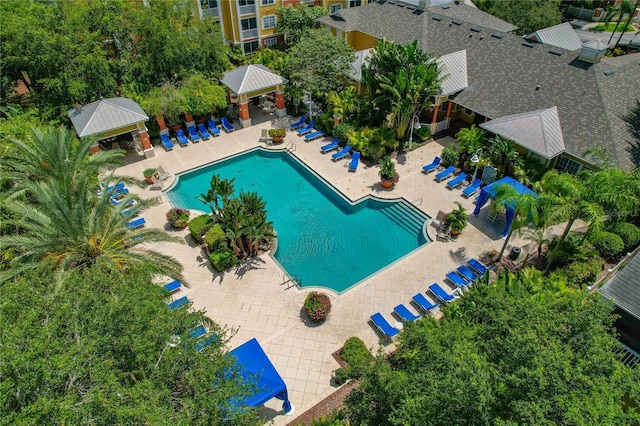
top-left (446, 202), bottom-right (468, 234)
top-left (611, 222), bottom-right (640, 251)
top-left (188, 214), bottom-right (215, 244)
top-left (414, 125), bottom-right (431, 142)
top-left (204, 224), bottom-right (227, 252)
top-left (166, 207), bottom-right (190, 228)
top-left (589, 231), bottom-right (625, 261)
top-left (554, 258), bottom-right (604, 288)
top-left (304, 291), bottom-right (332, 322)
top-left (440, 143), bottom-right (459, 167)
top-left (333, 122), bottom-right (355, 143)
top-left (333, 367), bottom-right (349, 385)
top-left (340, 337), bottom-right (373, 379)
top-left (209, 248), bottom-right (237, 271)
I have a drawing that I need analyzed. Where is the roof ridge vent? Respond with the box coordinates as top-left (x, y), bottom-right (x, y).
top-left (491, 33), bottom-right (504, 39)
top-left (432, 15), bottom-right (442, 21)
top-left (452, 19), bottom-right (463, 25)
top-left (522, 41), bottom-right (535, 48)
top-left (441, 4), bottom-right (450, 9)
top-left (470, 26), bottom-right (481, 32)
top-left (548, 49), bottom-right (564, 56)
top-left (603, 69), bottom-right (614, 76)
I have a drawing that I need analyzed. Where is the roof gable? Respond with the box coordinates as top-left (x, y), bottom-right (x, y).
top-left (68, 97), bottom-right (148, 138)
top-left (599, 253), bottom-right (640, 320)
top-left (480, 107), bottom-right (565, 159)
top-left (437, 49), bottom-right (468, 95)
top-left (526, 22), bottom-right (583, 52)
top-left (221, 64), bottom-right (287, 95)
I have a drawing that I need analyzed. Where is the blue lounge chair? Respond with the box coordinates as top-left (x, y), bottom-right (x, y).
top-left (196, 335), bottom-right (219, 352)
top-left (187, 126), bottom-right (201, 143)
top-left (101, 182), bottom-right (125, 192)
top-left (370, 312), bottom-right (400, 339)
top-left (435, 166), bottom-right (455, 182)
top-left (168, 296), bottom-right (190, 310)
top-left (127, 217), bottom-right (146, 229)
top-left (446, 172), bottom-right (468, 189)
top-left (412, 293), bottom-right (441, 313)
top-left (332, 145), bottom-right (351, 161)
top-left (457, 265), bottom-right (478, 283)
top-left (163, 280), bottom-right (182, 293)
top-left (304, 130), bottom-right (324, 141)
top-left (422, 156), bottom-right (441, 174)
top-left (446, 271), bottom-right (471, 289)
top-left (289, 115), bottom-right (307, 130)
top-left (197, 124), bottom-right (212, 140)
top-left (348, 152), bottom-right (361, 172)
top-left (462, 178), bottom-right (482, 198)
top-left (190, 325), bottom-right (206, 339)
top-left (160, 134), bottom-right (174, 151)
top-left (221, 117), bottom-right (235, 132)
top-left (467, 258), bottom-right (489, 275)
top-left (429, 283), bottom-right (459, 303)
top-left (207, 120), bottom-right (221, 137)
top-left (110, 197), bottom-right (135, 207)
top-left (176, 130), bottom-right (189, 147)
top-left (320, 138), bottom-right (339, 153)
top-left (296, 121), bottom-right (315, 136)
top-left (394, 304), bottom-right (420, 322)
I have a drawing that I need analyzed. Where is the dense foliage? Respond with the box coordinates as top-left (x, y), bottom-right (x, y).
top-left (475, 0), bottom-right (563, 35)
top-left (0, 266), bottom-right (259, 425)
top-left (345, 270), bottom-right (640, 425)
top-left (276, 5), bottom-right (328, 47)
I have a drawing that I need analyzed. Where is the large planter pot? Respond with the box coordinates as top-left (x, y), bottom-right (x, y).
top-left (381, 180), bottom-right (394, 188)
top-left (272, 136), bottom-right (284, 144)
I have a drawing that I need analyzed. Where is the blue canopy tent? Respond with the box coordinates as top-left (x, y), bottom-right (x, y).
top-left (229, 338), bottom-right (293, 415)
top-left (472, 176), bottom-right (537, 238)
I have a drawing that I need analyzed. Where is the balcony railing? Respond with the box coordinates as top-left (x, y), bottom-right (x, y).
top-left (242, 28), bottom-right (259, 39)
top-left (202, 7), bottom-right (219, 18)
top-left (239, 4), bottom-right (256, 15)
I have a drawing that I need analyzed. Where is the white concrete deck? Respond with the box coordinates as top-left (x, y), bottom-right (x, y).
top-left (114, 118), bottom-right (528, 424)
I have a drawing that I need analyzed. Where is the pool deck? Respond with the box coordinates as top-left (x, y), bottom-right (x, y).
top-left (115, 118), bottom-right (537, 424)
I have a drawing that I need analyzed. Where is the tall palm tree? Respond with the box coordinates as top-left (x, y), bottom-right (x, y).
top-left (2, 126), bottom-right (128, 196)
top-left (539, 170), bottom-right (606, 273)
top-left (614, 0), bottom-right (640, 49)
top-left (493, 183), bottom-right (541, 261)
top-left (198, 174), bottom-right (235, 220)
top-left (582, 167), bottom-right (640, 224)
top-left (0, 174), bottom-right (183, 284)
top-left (608, 0), bottom-right (634, 44)
top-left (488, 136), bottom-right (523, 178)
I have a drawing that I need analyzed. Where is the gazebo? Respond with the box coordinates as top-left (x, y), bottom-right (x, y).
top-left (472, 176), bottom-right (537, 238)
top-left (221, 64), bottom-right (288, 128)
top-left (228, 338), bottom-right (293, 415)
top-left (68, 97), bottom-right (155, 158)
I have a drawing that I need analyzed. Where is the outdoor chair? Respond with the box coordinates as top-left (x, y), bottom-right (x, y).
top-left (162, 280), bottom-right (182, 293)
top-left (446, 271), bottom-right (471, 289)
top-left (394, 304), bottom-right (421, 322)
top-left (197, 124), bottom-right (212, 140)
top-left (412, 293), bottom-right (441, 313)
top-left (467, 258), bottom-right (489, 275)
top-left (370, 312), bottom-right (400, 339)
top-left (221, 117), bottom-right (235, 132)
top-left (331, 145), bottom-right (351, 161)
top-left (304, 130), bottom-right (325, 141)
top-left (429, 283), bottom-right (460, 303)
top-left (187, 125), bottom-right (201, 143)
top-left (207, 120), bottom-right (221, 137)
top-left (462, 178), bottom-right (482, 198)
top-left (348, 152), bottom-right (361, 172)
top-left (320, 138), bottom-right (340, 153)
top-left (435, 166), bottom-right (455, 182)
top-left (168, 296), bottom-right (190, 310)
top-left (176, 130), bottom-right (189, 147)
top-left (422, 156), bottom-right (441, 174)
top-left (289, 115), bottom-right (307, 130)
top-left (160, 134), bottom-right (174, 151)
top-left (446, 172), bottom-right (468, 189)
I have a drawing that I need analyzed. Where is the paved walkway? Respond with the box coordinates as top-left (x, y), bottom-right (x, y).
top-left (114, 118), bottom-right (530, 424)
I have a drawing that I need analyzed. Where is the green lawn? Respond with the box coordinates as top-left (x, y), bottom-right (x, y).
top-left (593, 23), bottom-right (636, 32)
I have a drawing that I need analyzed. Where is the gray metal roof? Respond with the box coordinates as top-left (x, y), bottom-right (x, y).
top-left (68, 97), bottom-right (148, 138)
top-left (221, 64), bottom-right (287, 95)
top-left (480, 107), bottom-right (565, 159)
top-left (583, 38), bottom-right (609, 50)
top-left (526, 22), bottom-right (583, 52)
top-left (600, 252), bottom-right (640, 321)
top-left (437, 49), bottom-right (468, 95)
top-left (320, 2), bottom-right (640, 170)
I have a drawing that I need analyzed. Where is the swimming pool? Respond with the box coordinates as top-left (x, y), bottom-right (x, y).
top-left (166, 149), bottom-right (430, 293)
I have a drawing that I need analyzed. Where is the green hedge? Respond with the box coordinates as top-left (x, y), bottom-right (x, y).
top-left (340, 336), bottom-right (373, 379)
top-left (203, 224), bottom-right (227, 252)
top-left (589, 231), bottom-right (625, 261)
top-left (554, 258), bottom-right (604, 288)
top-left (188, 215), bottom-right (214, 244)
top-left (612, 222), bottom-right (640, 252)
top-left (208, 248), bottom-right (237, 271)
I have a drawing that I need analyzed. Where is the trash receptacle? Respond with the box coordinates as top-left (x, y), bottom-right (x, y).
top-left (508, 247), bottom-right (521, 261)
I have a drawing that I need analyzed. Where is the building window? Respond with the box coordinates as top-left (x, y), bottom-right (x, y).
top-left (200, 0), bottom-right (217, 8)
top-left (349, 0), bottom-right (362, 7)
top-left (330, 4), bottom-right (342, 13)
top-left (264, 38), bottom-right (277, 47)
top-left (261, 0), bottom-right (275, 5)
top-left (239, 0), bottom-right (255, 5)
top-left (555, 156), bottom-right (582, 174)
top-left (243, 40), bottom-right (260, 55)
top-left (262, 15), bottom-right (276, 30)
top-left (463, 108), bottom-right (474, 116)
top-left (241, 17), bottom-right (258, 31)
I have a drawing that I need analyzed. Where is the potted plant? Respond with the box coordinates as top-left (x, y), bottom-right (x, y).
top-left (378, 156), bottom-right (399, 188)
top-left (304, 291), bottom-right (332, 322)
top-left (143, 168), bottom-right (158, 184)
top-left (446, 201), bottom-right (468, 235)
top-left (268, 128), bottom-right (286, 143)
top-left (166, 207), bottom-right (191, 229)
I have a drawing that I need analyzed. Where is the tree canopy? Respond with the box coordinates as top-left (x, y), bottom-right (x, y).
top-left (275, 4), bottom-right (328, 47)
top-left (345, 271), bottom-right (640, 425)
top-left (475, 0), bottom-right (563, 35)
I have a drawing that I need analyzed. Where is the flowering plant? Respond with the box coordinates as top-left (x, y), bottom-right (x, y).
top-left (304, 291), bottom-right (332, 322)
top-left (166, 207), bottom-right (191, 228)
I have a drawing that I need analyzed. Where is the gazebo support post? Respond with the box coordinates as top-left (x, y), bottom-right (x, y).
top-left (238, 101), bottom-right (251, 128)
top-left (90, 143), bottom-right (101, 154)
top-left (275, 91), bottom-right (286, 118)
top-left (139, 129), bottom-right (156, 159)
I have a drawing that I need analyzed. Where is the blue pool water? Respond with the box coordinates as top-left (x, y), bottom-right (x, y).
top-left (166, 149), bottom-right (429, 293)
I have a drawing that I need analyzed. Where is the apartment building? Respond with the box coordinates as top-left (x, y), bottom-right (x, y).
top-left (196, 0), bottom-right (375, 54)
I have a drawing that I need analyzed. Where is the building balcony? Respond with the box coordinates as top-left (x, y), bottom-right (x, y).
top-left (239, 4), bottom-right (256, 15)
top-left (242, 28), bottom-right (259, 39)
top-left (202, 7), bottom-right (220, 18)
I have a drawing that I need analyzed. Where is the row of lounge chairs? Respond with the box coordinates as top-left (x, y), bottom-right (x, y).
top-left (421, 156), bottom-right (483, 197)
top-left (370, 258), bottom-right (490, 340)
top-left (160, 119), bottom-right (235, 151)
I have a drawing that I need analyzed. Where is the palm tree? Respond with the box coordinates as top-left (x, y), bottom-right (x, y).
top-left (582, 167), bottom-right (640, 225)
top-left (3, 126), bottom-right (128, 196)
top-left (488, 136), bottom-right (523, 178)
top-left (454, 125), bottom-right (488, 167)
top-left (198, 174), bottom-right (235, 221)
top-left (539, 170), bottom-right (606, 273)
top-left (493, 183), bottom-right (541, 261)
top-left (327, 86), bottom-right (358, 122)
top-left (516, 226), bottom-right (549, 259)
top-left (613, 0), bottom-right (640, 49)
top-left (608, 0), bottom-right (637, 47)
top-left (0, 174), bottom-right (184, 284)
